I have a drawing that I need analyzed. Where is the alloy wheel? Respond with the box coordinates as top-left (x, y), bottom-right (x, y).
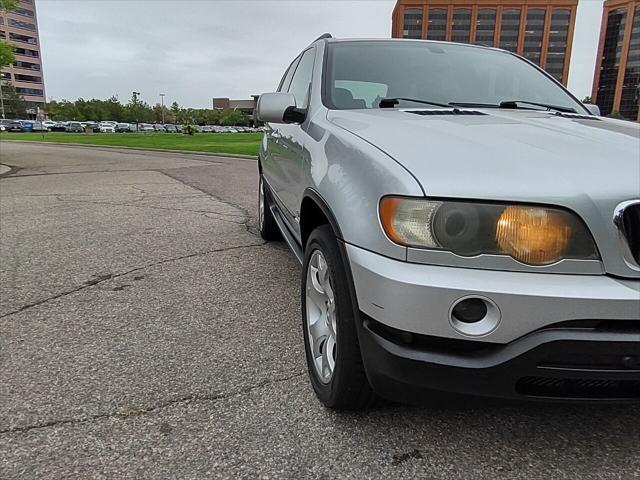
top-left (305, 249), bottom-right (337, 383)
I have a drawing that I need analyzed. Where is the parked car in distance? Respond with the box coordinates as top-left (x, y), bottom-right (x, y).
top-left (17, 120), bottom-right (34, 132)
top-left (1, 119), bottom-right (18, 132)
top-left (257, 36), bottom-right (640, 409)
top-left (65, 121), bottom-right (84, 133)
top-left (115, 123), bottom-right (133, 132)
top-left (164, 124), bottom-right (177, 133)
top-left (175, 124), bottom-right (183, 133)
top-left (99, 122), bottom-right (116, 133)
top-left (153, 123), bottom-right (165, 132)
top-left (138, 123), bottom-right (155, 132)
top-left (50, 122), bottom-right (67, 132)
top-left (30, 121), bottom-right (47, 132)
top-left (42, 120), bottom-right (57, 130)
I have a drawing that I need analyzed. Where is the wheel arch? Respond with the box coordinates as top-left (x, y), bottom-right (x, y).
top-left (300, 189), bottom-right (343, 252)
top-left (300, 190), bottom-right (375, 408)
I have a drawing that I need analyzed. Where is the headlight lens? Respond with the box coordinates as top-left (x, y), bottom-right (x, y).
top-left (379, 197), bottom-right (599, 265)
top-left (496, 206), bottom-right (571, 265)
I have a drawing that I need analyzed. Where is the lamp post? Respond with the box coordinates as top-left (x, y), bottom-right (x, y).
top-left (160, 93), bottom-right (165, 125)
top-left (0, 82), bottom-right (5, 120)
top-left (132, 91), bottom-right (140, 131)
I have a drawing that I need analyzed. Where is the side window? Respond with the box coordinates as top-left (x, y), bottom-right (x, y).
top-left (278, 57), bottom-right (300, 93)
top-left (287, 48), bottom-right (316, 108)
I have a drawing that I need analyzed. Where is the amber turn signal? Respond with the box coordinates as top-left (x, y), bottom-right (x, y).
top-left (379, 197), bottom-right (404, 244)
top-left (496, 206), bottom-right (571, 265)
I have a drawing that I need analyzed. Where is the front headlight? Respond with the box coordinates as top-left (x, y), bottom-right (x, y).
top-left (379, 197), bottom-right (599, 266)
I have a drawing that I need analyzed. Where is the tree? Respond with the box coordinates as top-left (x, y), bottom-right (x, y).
top-left (0, 0), bottom-right (18, 70)
top-left (0, 0), bottom-right (19, 10)
top-left (219, 108), bottom-right (246, 126)
top-left (45, 96), bottom-right (243, 126)
top-left (102, 96), bottom-right (123, 121)
top-left (202, 108), bottom-right (220, 125)
top-left (152, 103), bottom-right (175, 124)
top-left (0, 42), bottom-right (15, 70)
top-left (607, 110), bottom-right (624, 120)
top-left (122, 96), bottom-right (152, 123)
top-left (1, 82), bottom-right (26, 118)
top-left (45, 99), bottom-right (81, 120)
top-left (0, 42), bottom-right (14, 118)
top-left (171, 102), bottom-right (180, 121)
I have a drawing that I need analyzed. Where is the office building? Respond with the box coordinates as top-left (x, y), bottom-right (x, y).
top-left (213, 96), bottom-right (260, 124)
top-left (392, 0), bottom-right (578, 84)
top-left (212, 96), bottom-right (259, 115)
top-left (0, 0), bottom-right (45, 117)
top-left (592, 0), bottom-right (640, 121)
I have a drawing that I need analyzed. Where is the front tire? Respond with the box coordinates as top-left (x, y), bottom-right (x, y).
top-left (302, 225), bottom-right (376, 410)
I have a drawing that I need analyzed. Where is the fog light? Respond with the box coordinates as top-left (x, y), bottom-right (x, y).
top-left (451, 298), bottom-right (487, 323)
top-left (449, 296), bottom-right (501, 337)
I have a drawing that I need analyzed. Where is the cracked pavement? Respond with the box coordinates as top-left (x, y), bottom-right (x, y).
top-left (1, 142), bottom-right (639, 479)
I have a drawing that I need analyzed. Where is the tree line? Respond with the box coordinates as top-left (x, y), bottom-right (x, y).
top-left (45, 95), bottom-right (250, 126)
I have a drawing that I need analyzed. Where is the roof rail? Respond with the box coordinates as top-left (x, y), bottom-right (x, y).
top-left (314, 33), bottom-right (333, 42)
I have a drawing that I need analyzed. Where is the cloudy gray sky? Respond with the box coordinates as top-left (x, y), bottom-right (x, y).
top-left (37, 0), bottom-right (604, 108)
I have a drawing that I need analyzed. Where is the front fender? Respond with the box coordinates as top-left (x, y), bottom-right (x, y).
top-left (301, 116), bottom-right (423, 261)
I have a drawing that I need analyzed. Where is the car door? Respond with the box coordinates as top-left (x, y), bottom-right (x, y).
top-left (266, 47), bottom-right (316, 229)
top-left (264, 55), bottom-right (300, 220)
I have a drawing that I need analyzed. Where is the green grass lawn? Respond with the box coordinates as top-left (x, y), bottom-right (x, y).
top-left (0, 132), bottom-right (261, 157)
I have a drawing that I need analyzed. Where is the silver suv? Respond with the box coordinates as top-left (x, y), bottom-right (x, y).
top-left (257, 36), bottom-right (640, 408)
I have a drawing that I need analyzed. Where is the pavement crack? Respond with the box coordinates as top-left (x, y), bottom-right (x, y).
top-left (158, 170), bottom-right (259, 237)
top-left (0, 242), bottom-right (266, 320)
top-left (54, 196), bottom-right (248, 223)
top-left (0, 371), bottom-right (305, 434)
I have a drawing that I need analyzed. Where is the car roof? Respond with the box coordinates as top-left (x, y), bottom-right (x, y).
top-left (318, 37), bottom-right (504, 54)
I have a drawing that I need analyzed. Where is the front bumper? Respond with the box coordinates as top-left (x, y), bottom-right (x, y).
top-left (346, 244), bottom-right (640, 343)
top-left (358, 315), bottom-right (640, 401)
top-left (345, 244), bottom-right (640, 401)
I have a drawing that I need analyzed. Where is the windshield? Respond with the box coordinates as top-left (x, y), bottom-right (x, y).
top-left (325, 41), bottom-right (586, 113)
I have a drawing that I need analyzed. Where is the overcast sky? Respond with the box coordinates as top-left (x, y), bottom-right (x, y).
top-left (37, 0), bottom-right (604, 108)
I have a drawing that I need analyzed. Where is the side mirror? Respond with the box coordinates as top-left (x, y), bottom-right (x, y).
top-left (257, 92), bottom-right (305, 124)
top-left (583, 103), bottom-right (601, 116)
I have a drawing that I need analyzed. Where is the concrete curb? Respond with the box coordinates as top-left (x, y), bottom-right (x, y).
top-left (0, 139), bottom-right (258, 161)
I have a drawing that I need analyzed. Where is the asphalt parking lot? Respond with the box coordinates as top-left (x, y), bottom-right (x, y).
top-left (1, 142), bottom-right (638, 479)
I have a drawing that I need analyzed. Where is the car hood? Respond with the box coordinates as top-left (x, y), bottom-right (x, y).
top-left (327, 108), bottom-right (640, 278)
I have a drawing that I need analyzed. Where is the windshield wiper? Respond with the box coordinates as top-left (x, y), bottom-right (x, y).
top-left (499, 100), bottom-right (576, 113)
top-left (449, 100), bottom-right (577, 113)
top-left (379, 97), bottom-right (452, 109)
top-left (449, 102), bottom-right (500, 108)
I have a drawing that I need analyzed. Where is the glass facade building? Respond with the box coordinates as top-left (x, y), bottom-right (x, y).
top-left (0, 0), bottom-right (45, 118)
top-left (392, 0), bottom-right (578, 85)
top-left (592, 0), bottom-right (640, 121)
